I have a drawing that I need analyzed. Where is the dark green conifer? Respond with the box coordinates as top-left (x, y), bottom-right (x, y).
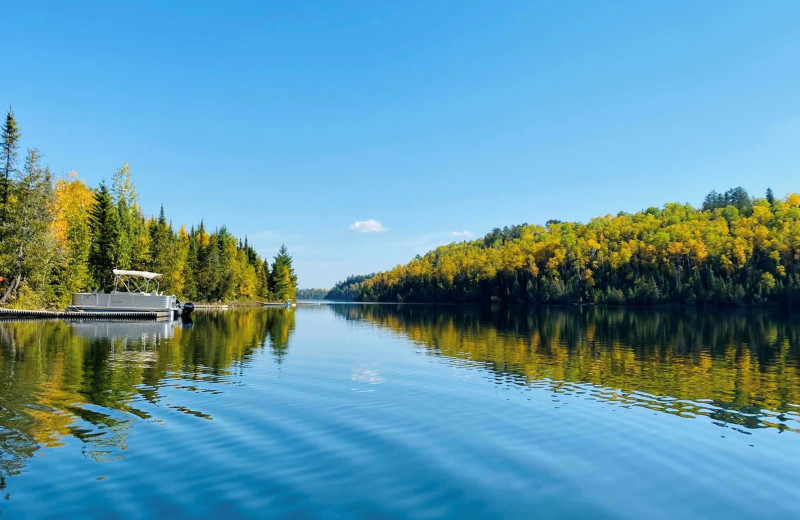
top-left (269, 244), bottom-right (298, 301)
top-left (88, 181), bottom-right (120, 289)
top-left (0, 107), bottom-right (21, 231)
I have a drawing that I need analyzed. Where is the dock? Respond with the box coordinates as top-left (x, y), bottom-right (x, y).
top-left (193, 304), bottom-right (228, 311)
top-left (0, 307), bottom-right (170, 320)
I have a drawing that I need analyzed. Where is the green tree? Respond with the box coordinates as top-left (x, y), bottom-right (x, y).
top-left (0, 149), bottom-right (55, 305)
top-left (52, 173), bottom-right (96, 304)
top-left (269, 244), bottom-right (298, 301)
top-left (88, 181), bottom-right (120, 290)
top-left (111, 163), bottom-right (141, 270)
top-left (148, 206), bottom-right (174, 283)
top-left (183, 226), bottom-right (199, 300)
top-left (0, 108), bottom-right (21, 234)
top-left (258, 258), bottom-right (270, 300)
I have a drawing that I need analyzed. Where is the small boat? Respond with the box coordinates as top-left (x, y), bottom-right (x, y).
top-left (68, 270), bottom-right (194, 320)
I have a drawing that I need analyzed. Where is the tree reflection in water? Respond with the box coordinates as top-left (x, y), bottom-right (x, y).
top-left (0, 308), bottom-right (295, 501)
top-left (333, 304), bottom-right (800, 433)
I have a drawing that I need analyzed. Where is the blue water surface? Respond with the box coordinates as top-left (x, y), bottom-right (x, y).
top-left (1, 305), bottom-right (799, 519)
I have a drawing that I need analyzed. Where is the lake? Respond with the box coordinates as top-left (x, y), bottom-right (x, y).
top-left (1, 305), bottom-right (799, 519)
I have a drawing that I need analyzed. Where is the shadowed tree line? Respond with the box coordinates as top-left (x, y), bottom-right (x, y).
top-left (0, 109), bottom-right (297, 309)
top-left (323, 273), bottom-right (376, 301)
top-left (334, 187), bottom-right (800, 306)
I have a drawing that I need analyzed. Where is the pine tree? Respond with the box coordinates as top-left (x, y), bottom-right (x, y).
top-left (216, 227), bottom-right (237, 300)
top-left (0, 107), bottom-right (21, 234)
top-left (766, 187), bottom-right (775, 205)
top-left (258, 259), bottom-right (271, 300)
top-left (149, 206), bottom-right (174, 282)
top-left (183, 227), bottom-right (199, 300)
top-left (269, 244), bottom-right (298, 301)
top-left (88, 181), bottom-right (120, 290)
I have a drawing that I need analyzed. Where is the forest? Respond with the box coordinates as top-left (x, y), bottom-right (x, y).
top-left (296, 288), bottom-right (328, 300)
top-left (323, 273), bottom-right (376, 301)
top-left (0, 109), bottom-right (297, 309)
top-left (337, 187), bottom-right (800, 307)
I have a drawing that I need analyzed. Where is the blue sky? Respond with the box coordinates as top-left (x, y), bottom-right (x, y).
top-left (4, 1), bottom-right (800, 287)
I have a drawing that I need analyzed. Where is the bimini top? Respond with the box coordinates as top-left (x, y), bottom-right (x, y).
top-left (112, 269), bottom-right (163, 280)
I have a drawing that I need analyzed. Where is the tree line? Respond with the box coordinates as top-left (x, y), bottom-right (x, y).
top-left (334, 187), bottom-right (800, 306)
top-left (0, 108), bottom-right (297, 308)
top-left (296, 288), bottom-right (328, 300)
top-left (323, 273), bottom-right (376, 300)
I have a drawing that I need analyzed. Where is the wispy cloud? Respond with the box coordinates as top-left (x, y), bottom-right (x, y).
top-left (250, 230), bottom-right (277, 239)
top-left (350, 219), bottom-right (387, 233)
top-left (452, 230), bottom-right (474, 238)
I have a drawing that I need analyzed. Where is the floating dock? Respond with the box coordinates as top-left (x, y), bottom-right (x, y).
top-left (0, 307), bottom-right (170, 320)
top-left (193, 304), bottom-right (228, 311)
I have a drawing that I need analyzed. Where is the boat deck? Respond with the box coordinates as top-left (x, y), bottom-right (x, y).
top-left (0, 308), bottom-right (170, 320)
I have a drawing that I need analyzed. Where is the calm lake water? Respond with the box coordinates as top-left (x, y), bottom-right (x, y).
top-left (1, 305), bottom-right (799, 519)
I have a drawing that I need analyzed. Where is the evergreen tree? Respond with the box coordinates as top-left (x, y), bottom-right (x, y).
top-left (88, 181), bottom-right (120, 290)
top-left (269, 244), bottom-right (298, 301)
top-left (702, 190), bottom-right (724, 211)
top-left (0, 107), bottom-right (21, 234)
top-left (766, 187), bottom-right (775, 205)
top-left (258, 259), bottom-right (271, 300)
top-left (202, 237), bottom-right (221, 300)
top-left (724, 186), bottom-right (752, 214)
top-left (183, 227), bottom-right (199, 300)
top-left (148, 206), bottom-right (174, 284)
top-left (216, 227), bottom-right (237, 300)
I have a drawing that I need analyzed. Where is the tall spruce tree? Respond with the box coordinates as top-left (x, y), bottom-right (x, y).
top-left (183, 226), bottom-right (199, 299)
top-left (259, 259), bottom-right (271, 300)
top-left (149, 206), bottom-right (173, 279)
top-left (88, 181), bottom-right (120, 290)
top-left (0, 108), bottom-right (21, 235)
top-left (269, 244), bottom-right (298, 301)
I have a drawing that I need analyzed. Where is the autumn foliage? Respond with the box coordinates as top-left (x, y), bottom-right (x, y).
top-left (353, 190), bottom-right (800, 306)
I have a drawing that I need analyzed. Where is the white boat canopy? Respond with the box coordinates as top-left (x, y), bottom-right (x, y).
top-left (112, 270), bottom-right (163, 294)
top-left (112, 269), bottom-right (163, 280)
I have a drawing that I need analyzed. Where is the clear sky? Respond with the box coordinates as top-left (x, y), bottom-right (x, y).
top-left (4, 1), bottom-right (800, 288)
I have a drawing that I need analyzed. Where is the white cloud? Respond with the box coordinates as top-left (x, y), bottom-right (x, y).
top-left (452, 230), bottom-right (474, 238)
top-left (350, 219), bottom-right (387, 233)
top-left (250, 230), bottom-right (277, 239)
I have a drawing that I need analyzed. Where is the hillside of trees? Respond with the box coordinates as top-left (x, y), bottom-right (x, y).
top-left (324, 273), bottom-right (376, 301)
top-left (0, 109), bottom-right (298, 309)
top-left (296, 288), bottom-right (328, 300)
top-left (344, 187), bottom-right (800, 307)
